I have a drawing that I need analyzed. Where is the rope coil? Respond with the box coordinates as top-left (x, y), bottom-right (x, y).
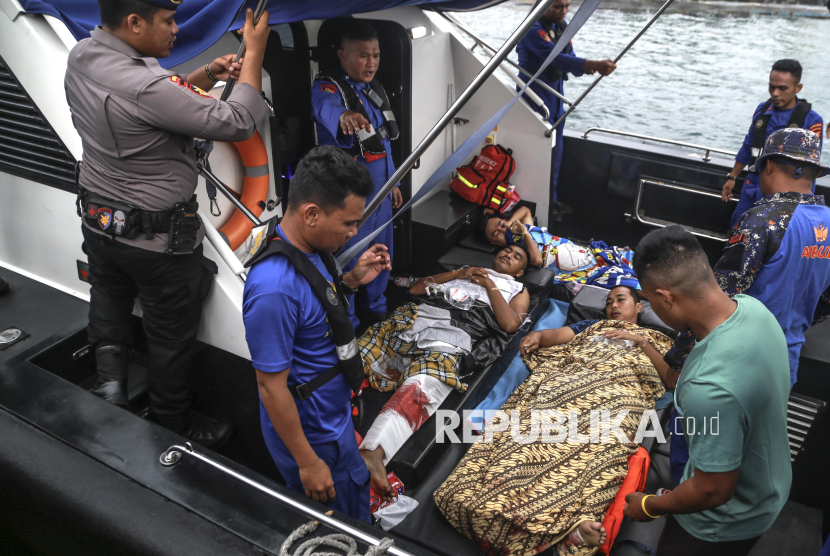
top-left (280, 521), bottom-right (395, 556)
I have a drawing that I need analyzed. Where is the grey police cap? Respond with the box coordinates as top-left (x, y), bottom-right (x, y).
top-left (133, 0), bottom-right (183, 11)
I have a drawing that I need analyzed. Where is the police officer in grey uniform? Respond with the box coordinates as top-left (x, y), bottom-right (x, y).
top-left (64, 0), bottom-right (271, 446)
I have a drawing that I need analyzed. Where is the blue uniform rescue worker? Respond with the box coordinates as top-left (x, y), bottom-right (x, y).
top-left (666, 128), bottom-right (830, 485)
top-left (517, 0), bottom-right (616, 221)
top-left (242, 146), bottom-right (392, 521)
top-left (311, 20), bottom-right (403, 326)
top-left (64, 0), bottom-right (271, 447)
top-left (722, 59), bottom-right (823, 229)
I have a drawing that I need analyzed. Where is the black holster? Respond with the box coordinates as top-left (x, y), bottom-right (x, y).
top-left (166, 197), bottom-right (201, 255)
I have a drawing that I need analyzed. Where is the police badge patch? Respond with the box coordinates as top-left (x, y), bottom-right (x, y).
top-left (538, 29), bottom-right (552, 42)
top-left (169, 76), bottom-right (211, 98)
top-left (113, 210), bottom-right (126, 234)
top-left (326, 286), bottom-right (338, 306)
top-left (97, 207), bottom-right (112, 230)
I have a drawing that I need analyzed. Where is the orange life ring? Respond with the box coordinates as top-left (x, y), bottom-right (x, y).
top-left (218, 130), bottom-right (270, 251)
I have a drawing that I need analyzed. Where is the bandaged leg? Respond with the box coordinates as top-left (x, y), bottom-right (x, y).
top-left (360, 375), bottom-right (454, 464)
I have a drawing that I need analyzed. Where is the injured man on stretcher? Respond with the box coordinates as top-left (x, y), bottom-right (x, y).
top-left (435, 285), bottom-right (674, 556)
top-left (358, 244), bottom-right (531, 500)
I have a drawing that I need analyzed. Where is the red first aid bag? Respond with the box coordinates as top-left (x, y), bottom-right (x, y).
top-left (450, 145), bottom-right (518, 213)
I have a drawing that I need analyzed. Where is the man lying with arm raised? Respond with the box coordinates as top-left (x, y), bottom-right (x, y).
top-left (360, 244), bottom-right (531, 500)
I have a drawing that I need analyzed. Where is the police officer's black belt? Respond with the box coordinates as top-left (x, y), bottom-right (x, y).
top-left (78, 189), bottom-right (173, 238)
top-left (245, 217), bottom-right (366, 398)
top-left (77, 188), bottom-right (201, 255)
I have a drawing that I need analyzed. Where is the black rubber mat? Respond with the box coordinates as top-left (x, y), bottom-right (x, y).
top-left (0, 267), bottom-right (88, 364)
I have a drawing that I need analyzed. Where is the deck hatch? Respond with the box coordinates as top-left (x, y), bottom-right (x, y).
top-left (0, 56), bottom-right (77, 192)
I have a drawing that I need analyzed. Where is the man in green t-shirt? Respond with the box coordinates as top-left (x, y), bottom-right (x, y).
top-left (624, 226), bottom-right (791, 556)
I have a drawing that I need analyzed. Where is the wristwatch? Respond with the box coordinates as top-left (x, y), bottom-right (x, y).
top-left (725, 172), bottom-right (737, 181)
top-left (340, 273), bottom-right (360, 295)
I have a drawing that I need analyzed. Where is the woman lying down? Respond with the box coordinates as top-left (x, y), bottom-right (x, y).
top-left (359, 245), bottom-right (531, 501)
top-left (434, 286), bottom-right (674, 556)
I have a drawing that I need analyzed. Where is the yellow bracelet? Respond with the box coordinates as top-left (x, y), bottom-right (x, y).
top-left (641, 494), bottom-right (661, 519)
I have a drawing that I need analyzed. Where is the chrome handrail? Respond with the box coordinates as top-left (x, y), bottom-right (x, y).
top-left (199, 209), bottom-right (248, 280)
top-left (582, 126), bottom-right (737, 162)
top-left (159, 443), bottom-right (416, 556)
top-left (633, 179), bottom-right (735, 242)
top-left (488, 57), bottom-right (551, 122)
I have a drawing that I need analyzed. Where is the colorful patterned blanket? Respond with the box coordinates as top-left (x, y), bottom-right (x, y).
top-left (435, 320), bottom-right (670, 556)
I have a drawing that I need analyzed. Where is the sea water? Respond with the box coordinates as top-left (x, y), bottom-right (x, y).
top-left (456, 4), bottom-right (830, 161)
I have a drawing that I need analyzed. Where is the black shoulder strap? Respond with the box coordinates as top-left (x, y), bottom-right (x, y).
top-left (750, 99), bottom-right (775, 166)
top-left (315, 73), bottom-right (388, 156)
top-left (245, 225), bottom-right (352, 345)
top-left (750, 98), bottom-right (813, 169)
top-left (789, 99), bottom-right (812, 128)
top-left (244, 219), bottom-right (365, 395)
top-left (367, 80), bottom-right (399, 140)
top-left (555, 20), bottom-right (573, 54)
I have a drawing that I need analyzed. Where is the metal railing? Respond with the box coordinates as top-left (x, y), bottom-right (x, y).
top-left (159, 443), bottom-right (416, 556)
top-left (632, 179), bottom-right (736, 242)
top-left (582, 126), bottom-right (737, 162)
top-left (199, 210), bottom-right (248, 279)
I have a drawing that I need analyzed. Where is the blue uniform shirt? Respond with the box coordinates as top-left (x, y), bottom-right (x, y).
top-left (735, 99), bottom-right (823, 194)
top-left (516, 20), bottom-right (586, 122)
top-left (242, 225), bottom-right (351, 446)
top-left (310, 69), bottom-right (397, 322)
top-left (311, 69), bottom-right (398, 203)
top-left (716, 192), bottom-right (830, 385)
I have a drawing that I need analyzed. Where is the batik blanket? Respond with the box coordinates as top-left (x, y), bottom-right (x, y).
top-left (358, 303), bottom-right (465, 392)
top-left (434, 320), bottom-right (670, 556)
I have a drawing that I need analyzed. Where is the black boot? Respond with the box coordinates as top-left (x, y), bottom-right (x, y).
top-left (91, 343), bottom-right (130, 408)
top-left (152, 409), bottom-right (232, 450)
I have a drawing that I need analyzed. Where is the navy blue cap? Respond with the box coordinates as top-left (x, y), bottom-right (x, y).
top-left (134, 0), bottom-right (183, 10)
top-left (749, 128), bottom-right (829, 178)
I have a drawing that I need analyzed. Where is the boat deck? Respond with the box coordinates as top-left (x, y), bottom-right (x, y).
top-left (0, 267), bottom-right (89, 365)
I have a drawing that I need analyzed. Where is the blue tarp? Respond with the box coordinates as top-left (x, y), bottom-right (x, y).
top-left (469, 299), bottom-right (569, 431)
top-left (19, 0), bottom-right (507, 67)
